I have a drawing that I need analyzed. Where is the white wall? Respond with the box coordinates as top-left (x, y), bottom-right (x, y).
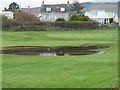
top-left (0, 11), bottom-right (13, 19)
top-left (85, 10), bottom-right (118, 24)
top-left (85, 10), bottom-right (117, 19)
top-left (41, 12), bottom-right (70, 21)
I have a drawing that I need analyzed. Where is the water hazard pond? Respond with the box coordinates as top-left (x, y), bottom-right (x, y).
top-left (1, 44), bottom-right (111, 56)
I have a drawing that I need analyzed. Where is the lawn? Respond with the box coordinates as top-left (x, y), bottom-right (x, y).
top-left (2, 28), bottom-right (118, 88)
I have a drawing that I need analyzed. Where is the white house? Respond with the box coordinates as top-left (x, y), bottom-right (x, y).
top-left (84, 4), bottom-right (118, 24)
top-left (0, 11), bottom-right (14, 19)
top-left (40, 0), bottom-right (76, 21)
top-left (21, 0), bottom-right (77, 21)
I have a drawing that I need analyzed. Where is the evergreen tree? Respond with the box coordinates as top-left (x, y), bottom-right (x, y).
top-left (71, 0), bottom-right (84, 13)
top-left (8, 2), bottom-right (20, 12)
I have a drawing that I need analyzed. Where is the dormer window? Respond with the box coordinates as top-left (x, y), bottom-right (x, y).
top-left (60, 8), bottom-right (65, 12)
top-left (46, 8), bottom-right (52, 12)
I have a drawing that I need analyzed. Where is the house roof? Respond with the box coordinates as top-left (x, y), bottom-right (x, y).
top-left (21, 7), bottom-right (41, 14)
top-left (84, 4), bottom-right (118, 13)
top-left (41, 4), bottom-right (71, 12)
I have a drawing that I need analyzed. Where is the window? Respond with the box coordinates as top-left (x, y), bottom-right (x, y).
top-left (60, 8), bottom-right (65, 12)
top-left (90, 11), bottom-right (97, 15)
top-left (44, 14), bottom-right (51, 20)
top-left (55, 16), bottom-right (57, 20)
top-left (46, 8), bottom-right (52, 12)
top-left (61, 15), bottom-right (64, 18)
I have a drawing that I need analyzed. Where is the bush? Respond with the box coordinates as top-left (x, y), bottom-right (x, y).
top-left (2, 19), bottom-right (21, 27)
top-left (2, 26), bottom-right (47, 31)
top-left (69, 14), bottom-right (91, 21)
top-left (109, 18), bottom-right (114, 23)
top-left (2, 19), bottom-right (98, 30)
top-left (23, 21), bottom-right (54, 27)
top-left (54, 21), bottom-right (98, 30)
top-left (16, 26), bottom-right (47, 31)
top-left (56, 18), bottom-right (65, 21)
top-left (14, 11), bottom-right (40, 22)
top-left (0, 15), bottom-right (8, 22)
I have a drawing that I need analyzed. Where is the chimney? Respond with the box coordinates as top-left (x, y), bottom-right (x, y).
top-left (42, 0), bottom-right (44, 5)
top-left (67, 0), bottom-right (69, 4)
top-left (41, 0), bottom-right (44, 8)
top-left (28, 6), bottom-right (31, 10)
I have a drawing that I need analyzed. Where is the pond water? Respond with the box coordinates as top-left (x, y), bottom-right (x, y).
top-left (1, 44), bottom-right (111, 56)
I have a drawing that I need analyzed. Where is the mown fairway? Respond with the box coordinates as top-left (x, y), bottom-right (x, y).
top-left (2, 28), bottom-right (118, 88)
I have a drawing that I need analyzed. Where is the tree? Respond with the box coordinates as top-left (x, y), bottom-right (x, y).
top-left (8, 2), bottom-right (20, 12)
top-left (2, 15), bottom-right (8, 20)
top-left (109, 18), bottom-right (114, 23)
top-left (56, 18), bottom-right (65, 21)
top-left (14, 11), bottom-right (40, 22)
top-left (71, 0), bottom-right (84, 13)
top-left (69, 14), bottom-right (91, 21)
top-left (0, 15), bottom-right (8, 22)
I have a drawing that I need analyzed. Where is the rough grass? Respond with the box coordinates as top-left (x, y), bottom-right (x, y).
top-left (2, 28), bottom-right (118, 88)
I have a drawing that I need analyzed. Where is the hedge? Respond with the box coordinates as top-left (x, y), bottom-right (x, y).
top-left (54, 21), bottom-right (98, 29)
top-left (2, 26), bottom-right (47, 31)
top-left (2, 20), bottom-right (99, 30)
top-left (2, 19), bottom-right (22, 27)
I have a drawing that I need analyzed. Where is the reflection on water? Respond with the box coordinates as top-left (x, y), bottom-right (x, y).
top-left (1, 44), bottom-right (111, 56)
top-left (39, 53), bottom-right (57, 56)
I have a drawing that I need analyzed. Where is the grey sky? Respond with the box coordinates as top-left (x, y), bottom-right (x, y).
top-left (1, 0), bottom-right (119, 12)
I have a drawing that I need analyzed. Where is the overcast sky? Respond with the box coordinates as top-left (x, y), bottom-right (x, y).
top-left (0, 0), bottom-right (119, 12)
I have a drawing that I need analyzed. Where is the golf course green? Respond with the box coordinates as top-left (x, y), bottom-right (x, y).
top-left (2, 27), bottom-right (118, 88)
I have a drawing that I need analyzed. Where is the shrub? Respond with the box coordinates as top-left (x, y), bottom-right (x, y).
top-left (2, 19), bottom-right (98, 30)
top-left (23, 21), bottom-right (54, 27)
top-left (2, 19), bottom-right (21, 27)
top-left (56, 18), bottom-right (65, 21)
top-left (2, 26), bottom-right (47, 31)
top-left (109, 18), bottom-right (114, 23)
top-left (14, 11), bottom-right (40, 22)
top-left (0, 15), bottom-right (8, 22)
top-left (0, 15), bottom-right (8, 21)
top-left (69, 14), bottom-right (91, 21)
top-left (55, 21), bottom-right (98, 30)
top-left (16, 26), bottom-right (47, 31)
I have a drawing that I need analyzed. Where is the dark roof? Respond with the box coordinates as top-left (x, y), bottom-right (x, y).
top-left (21, 7), bottom-right (41, 14)
top-left (85, 4), bottom-right (118, 13)
top-left (41, 4), bottom-right (71, 12)
top-left (70, 11), bottom-right (77, 15)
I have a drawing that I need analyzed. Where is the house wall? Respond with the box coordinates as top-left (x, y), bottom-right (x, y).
top-left (85, 10), bottom-right (118, 24)
top-left (41, 12), bottom-right (70, 21)
top-left (0, 11), bottom-right (14, 19)
top-left (114, 14), bottom-right (118, 22)
top-left (118, 18), bottom-right (120, 26)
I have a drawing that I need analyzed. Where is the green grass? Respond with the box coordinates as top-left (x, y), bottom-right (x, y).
top-left (2, 28), bottom-right (118, 88)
